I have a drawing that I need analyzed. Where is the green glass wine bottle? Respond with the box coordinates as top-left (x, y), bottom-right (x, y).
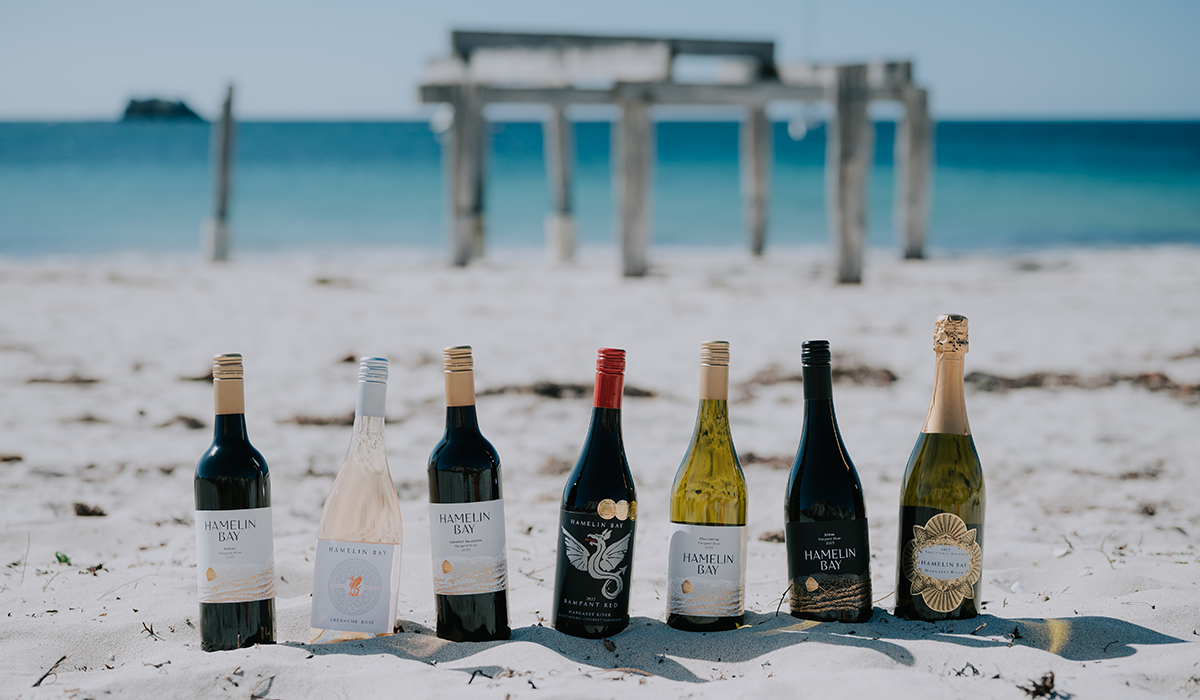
top-left (894, 315), bottom-right (986, 620)
top-left (667, 341), bottom-right (748, 632)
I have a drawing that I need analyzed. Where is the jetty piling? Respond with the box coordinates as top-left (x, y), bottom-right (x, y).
top-left (740, 105), bottom-right (772, 257)
top-left (543, 104), bottom-right (575, 262)
top-left (203, 85), bottom-right (235, 262)
top-left (419, 31), bottom-right (933, 280)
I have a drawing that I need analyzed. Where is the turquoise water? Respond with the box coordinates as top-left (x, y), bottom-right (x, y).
top-left (1, 120), bottom-right (1198, 256)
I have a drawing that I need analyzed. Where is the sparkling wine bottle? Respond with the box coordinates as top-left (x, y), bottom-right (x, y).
top-left (552, 348), bottom-right (637, 639)
top-left (784, 340), bottom-right (872, 623)
top-left (427, 345), bottom-right (511, 642)
top-left (310, 357), bottom-right (404, 643)
top-left (667, 341), bottom-right (748, 632)
top-left (894, 315), bottom-right (986, 620)
top-left (194, 353), bottom-right (276, 651)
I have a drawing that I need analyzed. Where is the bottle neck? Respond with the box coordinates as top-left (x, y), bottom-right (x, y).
top-left (445, 405), bottom-right (481, 434)
top-left (698, 364), bottom-right (728, 401)
top-left (213, 413), bottom-right (249, 442)
top-left (345, 414), bottom-right (388, 473)
top-left (588, 404), bottom-right (623, 435)
top-left (802, 365), bottom-right (833, 400)
top-left (214, 378), bottom-right (245, 415)
top-left (593, 371), bottom-right (624, 409)
top-left (213, 378), bottom-right (248, 441)
top-left (444, 369), bottom-right (476, 408)
top-left (922, 352), bottom-right (971, 435)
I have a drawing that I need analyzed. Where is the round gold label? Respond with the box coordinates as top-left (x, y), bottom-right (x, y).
top-left (681, 580), bottom-right (694, 594)
top-left (615, 500), bottom-right (629, 521)
top-left (441, 560), bottom-right (454, 574)
top-left (597, 499), bottom-right (617, 519)
top-left (629, 501), bottom-right (637, 521)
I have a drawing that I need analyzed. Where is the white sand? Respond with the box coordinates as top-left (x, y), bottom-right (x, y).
top-left (1, 246), bottom-right (1198, 699)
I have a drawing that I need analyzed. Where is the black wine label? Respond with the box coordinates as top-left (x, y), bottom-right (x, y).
top-left (785, 519), bottom-right (871, 615)
top-left (552, 510), bottom-right (634, 627)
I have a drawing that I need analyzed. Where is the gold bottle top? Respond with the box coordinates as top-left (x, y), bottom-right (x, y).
top-left (699, 340), bottom-right (730, 400)
top-left (213, 353), bottom-right (245, 415)
top-left (444, 345), bottom-right (475, 407)
top-left (924, 315), bottom-right (971, 435)
top-left (934, 314), bottom-right (969, 355)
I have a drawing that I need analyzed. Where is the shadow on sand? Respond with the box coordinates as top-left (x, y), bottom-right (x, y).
top-left (294, 609), bottom-right (1190, 683)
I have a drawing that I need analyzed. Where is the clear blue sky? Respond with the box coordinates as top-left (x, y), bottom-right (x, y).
top-left (2, 0), bottom-right (1197, 120)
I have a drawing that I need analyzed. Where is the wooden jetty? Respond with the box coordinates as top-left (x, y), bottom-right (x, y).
top-left (420, 30), bottom-right (932, 282)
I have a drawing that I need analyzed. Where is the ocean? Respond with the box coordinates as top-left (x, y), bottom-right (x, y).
top-left (1, 120), bottom-right (1198, 257)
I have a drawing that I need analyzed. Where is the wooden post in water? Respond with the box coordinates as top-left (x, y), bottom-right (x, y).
top-left (543, 104), bottom-right (575, 262)
top-left (895, 86), bottom-right (932, 259)
top-left (615, 91), bottom-right (652, 277)
top-left (740, 105), bottom-right (772, 256)
top-left (203, 85), bottom-right (235, 262)
top-left (826, 65), bottom-right (873, 284)
top-left (447, 87), bottom-right (487, 266)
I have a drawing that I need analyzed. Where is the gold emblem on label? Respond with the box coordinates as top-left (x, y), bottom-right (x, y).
top-left (805, 577), bottom-right (819, 593)
top-left (205, 567), bottom-right (217, 582)
top-left (903, 512), bottom-right (983, 613)
top-left (441, 560), bottom-right (454, 574)
top-left (597, 499), bottom-right (617, 519)
top-left (681, 580), bottom-right (694, 594)
top-left (615, 500), bottom-right (629, 521)
top-left (629, 501), bottom-right (637, 521)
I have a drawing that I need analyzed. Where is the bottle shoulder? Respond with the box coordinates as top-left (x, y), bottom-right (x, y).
top-left (428, 431), bottom-right (501, 471)
top-left (900, 432), bottom-right (985, 508)
top-left (195, 440), bottom-right (269, 480)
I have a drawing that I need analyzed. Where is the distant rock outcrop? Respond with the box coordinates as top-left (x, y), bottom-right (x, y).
top-left (122, 98), bottom-right (204, 121)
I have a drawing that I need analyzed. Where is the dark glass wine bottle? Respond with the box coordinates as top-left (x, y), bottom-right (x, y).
top-left (552, 348), bottom-right (637, 639)
top-left (784, 340), bottom-right (872, 623)
top-left (894, 315), bottom-right (985, 621)
top-left (667, 341), bottom-right (748, 632)
top-left (427, 345), bottom-right (511, 642)
top-left (194, 353), bottom-right (276, 651)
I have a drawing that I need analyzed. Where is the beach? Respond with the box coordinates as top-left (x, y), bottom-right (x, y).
top-left (1, 245), bottom-right (1198, 699)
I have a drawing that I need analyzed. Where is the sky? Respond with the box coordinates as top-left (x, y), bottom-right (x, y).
top-left (2, 0), bottom-right (1198, 121)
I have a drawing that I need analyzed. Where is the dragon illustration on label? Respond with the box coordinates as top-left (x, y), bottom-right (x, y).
top-left (561, 527), bottom-right (631, 600)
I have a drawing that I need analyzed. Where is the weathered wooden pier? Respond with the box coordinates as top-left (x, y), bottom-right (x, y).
top-left (419, 31), bottom-right (932, 282)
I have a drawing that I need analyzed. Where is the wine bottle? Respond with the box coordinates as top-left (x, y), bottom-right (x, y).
top-left (310, 357), bottom-right (404, 644)
top-left (667, 341), bottom-right (748, 632)
top-left (552, 348), bottom-right (637, 639)
top-left (894, 315), bottom-right (985, 620)
top-left (784, 340), bottom-right (872, 623)
top-left (427, 345), bottom-right (511, 642)
top-left (194, 353), bottom-right (276, 651)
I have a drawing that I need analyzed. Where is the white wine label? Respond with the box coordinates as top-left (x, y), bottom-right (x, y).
top-left (429, 499), bottom-right (508, 595)
top-left (195, 507), bottom-right (275, 603)
top-left (667, 523), bottom-right (747, 617)
top-left (310, 539), bottom-right (401, 634)
top-left (903, 512), bottom-right (983, 613)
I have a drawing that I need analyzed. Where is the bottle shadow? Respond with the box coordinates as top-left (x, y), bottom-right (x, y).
top-left (293, 609), bottom-right (1190, 683)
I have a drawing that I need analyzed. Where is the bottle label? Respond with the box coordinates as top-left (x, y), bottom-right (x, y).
top-left (667, 523), bottom-right (747, 617)
top-left (429, 499), bottom-right (508, 595)
top-left (553, 510), bottom-right (635, 627)
top-left (902, 512), bottom-right (983, 613)
top-left (785, 519), bottom-right (871, 614)
top-left (310, 540), bottom-right (401, 634)
top-left (195, 507), bottom-right (275, 603)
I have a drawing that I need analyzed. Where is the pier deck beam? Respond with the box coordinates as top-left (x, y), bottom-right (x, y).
top-left (895, 86), bottom-right (932, 260)
top-left (740, 105), bottom-right (772, 256)
top-left (827, 65), bottom-right (874, 284)
top-left (543, 104), bottom-right (575, 262)
top-left (448, 87), bottom-right (487, 266)
top-left (615, 91), bottom-right (653, 277)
